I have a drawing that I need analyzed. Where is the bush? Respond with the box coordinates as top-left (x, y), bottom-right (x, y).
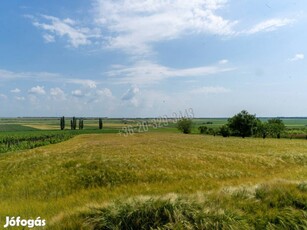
top-left (198, 125), bottom-right (208, 134)
top-left (267, 118), bottom-right (285, 138)
top-left (207, 128), bottom-right (217, 136)
top-left (219, 125), bottom-right (230, 137)
top-left (227, 110), bottom-right (259, 138)
top-left (177, 118), bottom-right (193, 134)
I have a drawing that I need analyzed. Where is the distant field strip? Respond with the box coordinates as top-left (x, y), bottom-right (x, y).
top-left (22, 124), bottom-right (59, 130)
top-left (0, 124), bottom-right (39, 131)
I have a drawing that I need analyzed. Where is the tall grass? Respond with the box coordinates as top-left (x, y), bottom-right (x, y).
top-left (50, 182), bottom-right (307, 229)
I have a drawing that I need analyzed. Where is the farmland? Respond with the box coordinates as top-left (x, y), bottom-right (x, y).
top-left (1, 116), bottom-right (307, 134)
top-left (1, 118), bottom-right (307, 229)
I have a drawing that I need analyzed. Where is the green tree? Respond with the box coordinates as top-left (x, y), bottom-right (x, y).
top-left (79, 119), bottom-right (84, 130)
top-left (219, 125), bottom-right (230, 137)
top-left (267, 118), bottom-right (285, 138)
top-left (71, 117), bottom-right (77, 130)
top-left (256, 122), bottom-right (269, 139)
top-left (60, 116), bottom-right (65, 130)
top-left (177, 118), bottom-right (193, 134)
top-left (99, 118), bottom-right (103, 129)
top-left (227, 110), bottom-right (259, 138)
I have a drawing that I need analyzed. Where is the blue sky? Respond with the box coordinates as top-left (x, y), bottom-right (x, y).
top-left (0, 0), bottom-right (306, 117)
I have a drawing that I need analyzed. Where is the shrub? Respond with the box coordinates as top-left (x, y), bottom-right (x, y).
top-left (219, 125), bottom-right (230, 137)
top-left (267, 118), bottom-right (286, 138)
top-left (198, 125), bottom-right (208, 134)
top-left (207, 128), bottom-right (217, 136)
top-left (177, 118), bottom-right (193, 134)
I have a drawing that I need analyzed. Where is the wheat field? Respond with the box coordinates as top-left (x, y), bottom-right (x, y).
top-left (1, 133), bottom-right (307, 229)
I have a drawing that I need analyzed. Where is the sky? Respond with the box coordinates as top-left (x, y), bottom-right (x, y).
top-left (0, 0), bottom-right (307, 118)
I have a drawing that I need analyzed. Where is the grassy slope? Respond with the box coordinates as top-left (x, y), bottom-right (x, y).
top-left (1, 133), bottom-right (307, 228)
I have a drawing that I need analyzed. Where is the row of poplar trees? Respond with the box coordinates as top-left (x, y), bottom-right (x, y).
top-left (60, 117), bottom-right (103, 130)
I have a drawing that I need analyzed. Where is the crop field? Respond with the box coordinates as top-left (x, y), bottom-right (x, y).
top-left (0, 124), bottom-right (39, 132)
top-left (281, 118), bottom-right (307, 128)
top-left (0, 128), bottom-right (307, 229)
top-left (0, 117), bottom-right (307, 229)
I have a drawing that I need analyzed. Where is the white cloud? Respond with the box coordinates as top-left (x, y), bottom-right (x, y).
top-left (31, 15), bottom-right (100, 47)
top-left (15, 96), bottom-right (25, 101)
top-left (26, 2), bottom-right (295, 56)
top-left (121, 86), bottom-right (140, 107)
top-left (96, 88), bottom-right (112, 97)
top-left (0, 68), bottom-right (99, 89)
top-left (0, 69), bottom-right (21, 80)
top-left (218, 59), bottom-right (229, 64)
top-left (43, 34), bottom-right (55, 43)
top-left (50, 87), bottom-right (65, 100)
top-left (0, 69), bottom-right (59, 80)
top-left (10, 88), bottom-right (21, 93)
top-left (28, 86), bottom-right (46, 95)
top-left (71, 89), bottom-right (84, 97)
top-left (122, 86), bottom-right (139, 100)
top-left (94, 0), bottom-right (237, 54)
top-left (289, 53), bottom-right (304, 62)
top-left (108, 60), bottom-right (235, 85)
top-left (191, 86), bottom-right (230, 94)
top-left (67, 79), bottom-right (97, 89)
top-left (50, 87), bottom-right (64, 96)
top-left (245, 18), bottom-right (294, 34)
top-left (0, 94), bottom-right (7, 100)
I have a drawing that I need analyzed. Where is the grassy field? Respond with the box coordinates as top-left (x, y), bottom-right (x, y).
top-left (1, 132), bottom-right (307, 228)
top-left (1, 117), bottom-right (307, 228)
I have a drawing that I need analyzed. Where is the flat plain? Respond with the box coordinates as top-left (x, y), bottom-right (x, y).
top-left (1, 118), bottom-right (307, 229)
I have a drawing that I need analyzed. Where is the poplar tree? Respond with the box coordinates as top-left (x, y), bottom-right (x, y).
top-left (60, 116), bottom-right (65, 130)
top-left (99, 118), bottom-right (103, 129)
top-left (71, 117), bottom-right (77, 130)
top-left (79, 119), bottom-right (84, 130)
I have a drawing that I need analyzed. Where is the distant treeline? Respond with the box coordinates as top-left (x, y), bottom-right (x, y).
top-left (198, 110), bottom-right (307, 139)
